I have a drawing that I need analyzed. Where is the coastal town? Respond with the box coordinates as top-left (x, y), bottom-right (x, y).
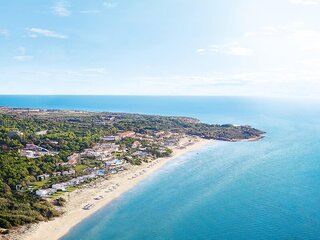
top-left (24, 130), bottom-right (187, 199)
top-left (3, 110), bottom-right (201, 203)
top-left (0, 107), bottom-right (264, 239)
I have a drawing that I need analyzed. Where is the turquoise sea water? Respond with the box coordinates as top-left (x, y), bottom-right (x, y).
top-left (1, 96), bottom-right (320, 240)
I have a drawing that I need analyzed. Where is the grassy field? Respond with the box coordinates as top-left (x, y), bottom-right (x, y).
top-left (49, 187), bottom-right (77, 199)
top-left (75, 164), bottom-right (88, 174)
top-left (30, 179), bottom-right (49, 189)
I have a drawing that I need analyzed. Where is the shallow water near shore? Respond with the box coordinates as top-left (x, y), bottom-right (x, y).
top-left (1, 96), bottom-right (320, 240)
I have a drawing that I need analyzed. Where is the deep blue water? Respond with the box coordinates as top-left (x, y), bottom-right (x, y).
top-left (1, 96), bottom-right (320, 240)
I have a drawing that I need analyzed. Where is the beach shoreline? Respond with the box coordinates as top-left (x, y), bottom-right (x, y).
top-left (12, 137), bottom-right (211, 240)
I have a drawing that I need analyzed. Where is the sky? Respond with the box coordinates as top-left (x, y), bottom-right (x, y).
top-left (1, 0), bottom-right (320, 97)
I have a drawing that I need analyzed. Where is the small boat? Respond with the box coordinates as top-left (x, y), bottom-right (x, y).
top-left (94, 196), bottom-right (103, 200)
top-left (83, 203), bottom-right (94, 210)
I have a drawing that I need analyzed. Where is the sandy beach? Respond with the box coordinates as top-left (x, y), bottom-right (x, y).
top-left (13, 137), bottom-right (211, 240)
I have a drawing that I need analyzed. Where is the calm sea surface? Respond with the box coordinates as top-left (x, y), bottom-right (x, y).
top-left (1, 96), bottom-right (320, 240)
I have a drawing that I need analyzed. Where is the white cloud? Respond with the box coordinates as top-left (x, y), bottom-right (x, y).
top-left (130, 74), bottom-right (252, 96)
top-left (0, 68), bottom-right (111, 95)
top-left (0, 29), bottom-right (9, 38)
top-left (193, 22), bottom-right (320, 97)
top-left (83, 68), bottom-right (106, 74)
top-left (13, 47), bottom-right (33, 61)
top-left (26, 28), bottom-right (68, 39)
top-left (79, 10), bottom-right (100, 14)
top-left (13, 56), bottom-right (33, 61)
top-left (52, 1), bottom-right (71, 17)
top-left (16, 68), bottom-right (107, 82)
top-left (103, 2), bottom-right (117, 8)
top-left (227, 46), bottom-right (254, 56)
top-left (196, 49), bottom-right (206, 54)
top-left (244, 23), bottom-right (320, 53)
top-left (136, 67), bottom-right (320, 97)
top-left (197, 43), bottom-right (253, 56)
top-left (290, 0), bottom-right (320, 5)
top-left (136, 74), bottom-right (246, 88)
top-left (208, 45), bottom-right (220, 52)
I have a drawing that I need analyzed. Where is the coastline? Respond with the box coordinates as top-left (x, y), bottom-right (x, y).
top-left (231, 136), bottom-right (265, 142)
top-left (14, 137), bottom-right (211, 240)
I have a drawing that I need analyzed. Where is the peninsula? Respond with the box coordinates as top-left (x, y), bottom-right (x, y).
top-left (0, 107), bottom-right (264, 239)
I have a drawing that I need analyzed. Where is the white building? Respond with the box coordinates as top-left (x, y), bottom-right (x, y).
top-left (35, 189), bottom-right (56, 198)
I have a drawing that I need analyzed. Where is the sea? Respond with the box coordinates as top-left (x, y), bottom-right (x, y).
top-left (1, 96), bottom-right (320, 240)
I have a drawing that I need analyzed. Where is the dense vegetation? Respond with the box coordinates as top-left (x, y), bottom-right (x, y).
top-left (0, 112), bottom-right (114, 230)
top-left (112, 114), bottom-right (264, 140)
top-left (0, 108), bottom-right (264, 231)
top-left (0, 192), bottom-right (59, 229)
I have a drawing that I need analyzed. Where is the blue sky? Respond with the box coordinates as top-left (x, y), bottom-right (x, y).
top-left (1, 0), bottom-right (320, 96)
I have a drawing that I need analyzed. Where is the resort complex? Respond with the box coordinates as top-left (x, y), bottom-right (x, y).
top-left (0, 107), bottom-right (264, 238)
